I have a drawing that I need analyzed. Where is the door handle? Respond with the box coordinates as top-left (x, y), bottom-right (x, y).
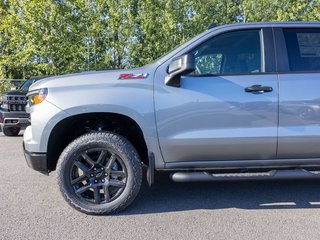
top-left (245, 85), bottom-right (273, 94)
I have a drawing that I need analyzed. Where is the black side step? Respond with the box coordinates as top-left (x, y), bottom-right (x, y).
top-left (171, 169), bottom-right (320, 182)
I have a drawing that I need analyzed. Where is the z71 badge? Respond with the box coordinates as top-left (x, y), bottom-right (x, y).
top-left (118, 73), bottom-right (149, 80)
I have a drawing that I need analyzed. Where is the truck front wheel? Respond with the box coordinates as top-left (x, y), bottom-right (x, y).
top-left (56, 132), bottom-right (143, 215)
top-left (2, 127), bottom-right (20, 136)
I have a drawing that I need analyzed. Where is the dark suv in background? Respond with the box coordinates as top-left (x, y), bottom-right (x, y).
top-left (0, 76), bottom-right (48, 136)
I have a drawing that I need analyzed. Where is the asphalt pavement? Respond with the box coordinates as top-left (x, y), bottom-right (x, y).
top-left (1, 132), bottom-right (320, 240)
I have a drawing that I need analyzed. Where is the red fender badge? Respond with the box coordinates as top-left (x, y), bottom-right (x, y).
top-left (118, 73), bottom-right (149, 80)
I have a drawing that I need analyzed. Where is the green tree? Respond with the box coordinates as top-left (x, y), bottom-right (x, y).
top-left (1, 0), bottom-right (320, 79)
top-left (240, 0), bottom-right (320, 22)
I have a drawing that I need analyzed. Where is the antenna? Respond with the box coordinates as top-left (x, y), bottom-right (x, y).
top-left (208, 23), bottom-right (217, 30)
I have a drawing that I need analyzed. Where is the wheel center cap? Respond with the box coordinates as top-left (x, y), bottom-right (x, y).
top-left (92, 166), bottom-right (105, 179)
top-left (95, 171), bottom-right (103, 178)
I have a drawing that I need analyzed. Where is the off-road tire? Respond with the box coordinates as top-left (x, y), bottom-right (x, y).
top-left (56, 132), bottom-right (143, 215)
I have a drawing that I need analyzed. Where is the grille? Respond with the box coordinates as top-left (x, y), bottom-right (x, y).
top-left (7, 95), bottom-right (28, 112)
top-left (8, 96), bottom-right (27, 101)
top-left (9, 104), bottom-right (26, 112)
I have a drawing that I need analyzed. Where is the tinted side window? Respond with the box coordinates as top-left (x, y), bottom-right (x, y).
top-left (284, 28), bottom-right (320, 72)
top-left (191, 30), bottom-right (263, 75)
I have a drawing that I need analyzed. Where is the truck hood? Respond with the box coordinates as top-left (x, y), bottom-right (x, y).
top-left (2, 89), bottom-right (28, 96)
top-left (29, 64), bottom-right (157, 92)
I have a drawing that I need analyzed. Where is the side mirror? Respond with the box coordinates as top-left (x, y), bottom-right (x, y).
top-left (165, 53), bottom-right (195, 87)
top-left (10, 86), bottom-right (18, 91)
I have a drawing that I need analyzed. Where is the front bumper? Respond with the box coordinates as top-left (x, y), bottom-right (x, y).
top-left (23, 142), bottom-right (48, 174)
top-left (0, 109), bottom-right (30, 129)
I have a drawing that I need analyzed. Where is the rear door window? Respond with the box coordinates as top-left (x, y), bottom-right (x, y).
top-left (283, 28), bottom-right (320, 72)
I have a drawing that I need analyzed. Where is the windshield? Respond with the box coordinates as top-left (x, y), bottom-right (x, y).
top-left (154, 39), bottom-right (190, 63)
top-left (19, 79), bottom-right (35, 91)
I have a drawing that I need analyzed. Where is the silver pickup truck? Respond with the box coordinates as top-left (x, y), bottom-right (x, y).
top-left (23, 22), bottom-right (320, 215)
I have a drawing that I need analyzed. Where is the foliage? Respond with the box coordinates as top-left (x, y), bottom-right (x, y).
top-left (0, 80), bottom-right (13, 94)
top-left (0, 0), bottom-right (319, 79)
top-left (240, 0), bottom-right (320, 22)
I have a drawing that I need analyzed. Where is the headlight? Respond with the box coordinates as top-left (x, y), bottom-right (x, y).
top-left (1, 103), bottom-right (8, 109)
top-left (27, 88), bottom-right (48, 107)
top-left (0, 95), bottom-right (8, 109)
top-left (0, 95), bottom-right (7, 104)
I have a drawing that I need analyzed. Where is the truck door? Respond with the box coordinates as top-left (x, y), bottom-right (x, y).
top-left (275, 27), bottom-right (320, 158)
top-left (154, 28), bottom-right (279, 163)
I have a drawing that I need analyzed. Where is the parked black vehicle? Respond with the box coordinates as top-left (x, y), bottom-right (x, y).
top-left (0, 76), bottom-right (48, 136)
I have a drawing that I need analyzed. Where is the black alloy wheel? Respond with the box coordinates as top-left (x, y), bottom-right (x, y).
top-left (70, 148), bottom-right (127, 204)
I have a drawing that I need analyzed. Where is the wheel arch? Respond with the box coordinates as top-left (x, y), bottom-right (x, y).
top-left (47, 112), bottom-right (149, 172)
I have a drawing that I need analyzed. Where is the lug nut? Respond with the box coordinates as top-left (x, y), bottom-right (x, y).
top-left (101, 167), bottom-right (104, 170)
top-left (90, 174), bottom-right (94, 177)
top-left (105, 173), bottom-right (108, 176)
top-left (93, 168), bottom-right (97, 171)
top-left (94, 180), bottom-right (98, 183)
top-left (102, 179), bottom-right (105, 183)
